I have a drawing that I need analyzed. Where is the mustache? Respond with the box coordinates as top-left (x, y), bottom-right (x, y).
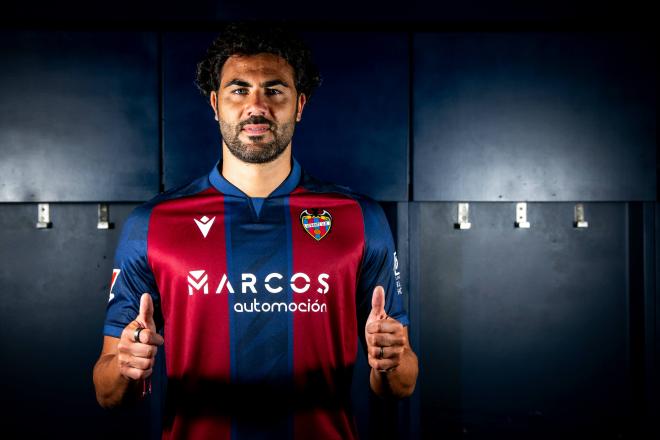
top-left (240, 116), bottom-right (273, 128)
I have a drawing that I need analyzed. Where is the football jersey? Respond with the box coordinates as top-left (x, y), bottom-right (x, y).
top-left (103, 156), bottom-right (409, 440)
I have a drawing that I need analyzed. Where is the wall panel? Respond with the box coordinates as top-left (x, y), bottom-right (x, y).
top-left (162, 32), bottom-right (221, 190)
top-left (413, 33), bottom-right (656, 202)
top-left (0, 32), bottom-right (160, 202)
top-left (0, 203), bottom-right (149, 437)
top-left (413, 202), bottom-right (632, 437)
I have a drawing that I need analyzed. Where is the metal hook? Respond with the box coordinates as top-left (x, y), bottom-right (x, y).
top-left (36, 203), bottom-right (52, 229)
top-left (574, 203), bottom-right (588, 228)
top-left (97, 203), bottom-right (114, 229)
top-left (514, 202), bottom-right (530, 228)
top-left (454, 203), bottom-right (472, 230)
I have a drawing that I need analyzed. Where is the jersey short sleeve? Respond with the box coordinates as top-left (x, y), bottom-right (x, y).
top-left (103, 204), bottom-right (159, 338)
top-left (356, 197), bottom-right (410, 328)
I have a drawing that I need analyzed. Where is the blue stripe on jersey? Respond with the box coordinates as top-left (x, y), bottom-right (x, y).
top-left (227, 196), bottom-right (292, 439)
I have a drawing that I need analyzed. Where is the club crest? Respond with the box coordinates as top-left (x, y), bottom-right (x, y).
top-left (300, 209), bottom-right (332, 241)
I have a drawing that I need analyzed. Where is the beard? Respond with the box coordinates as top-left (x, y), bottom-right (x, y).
top-left (219, 113), bottom-right (296, 164)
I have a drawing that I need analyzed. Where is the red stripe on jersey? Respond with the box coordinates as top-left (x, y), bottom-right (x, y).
top-left (147, 187), bottom-right (231, 440)
top-left (289, 189), bottom-right (365, 440)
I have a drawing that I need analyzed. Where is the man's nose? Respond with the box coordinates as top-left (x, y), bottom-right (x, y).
top-left (245, 90), bottom-right (269, 117)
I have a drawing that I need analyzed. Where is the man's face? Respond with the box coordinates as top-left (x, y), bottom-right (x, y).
top-left (210, 53), bottom-right (306, 164)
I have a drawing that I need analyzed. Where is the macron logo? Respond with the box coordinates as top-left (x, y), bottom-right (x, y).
top-left (188, 270), bottom-right (209, 295)
top-left (194, 215), bottom-right (216, 238)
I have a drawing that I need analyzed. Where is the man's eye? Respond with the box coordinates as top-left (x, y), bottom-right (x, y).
top-left (231, 89), bottom-right (248, 95)
top-left (266, 89), bottom-right (282, 95)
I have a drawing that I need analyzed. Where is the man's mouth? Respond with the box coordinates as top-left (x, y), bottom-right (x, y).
top-left (242, 124), bottom-right (271, 135)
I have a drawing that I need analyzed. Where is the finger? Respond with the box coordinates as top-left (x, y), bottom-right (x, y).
top-left (130, 343), bottom-right (158, 359)
top-left (136, 328), bottom-right (164, 346)
top-left (368, 345), bottom-right (404, 360)
top-left (137, 293), bottom-right (155, 329)
top-left (367, 333), bottom-right (405, 348)
top-left (368, 357), bottom-right (398, 372)
top-left (120, 324), bottom-right (141, 346)
top-left (120, 355), bottom-right (155, 371)
top-left (369, 286), bottom-right (386, 320)
top-left (366, 319), bottom-right (403, 334)
top-left (120, 367), bottom-right (154, 381)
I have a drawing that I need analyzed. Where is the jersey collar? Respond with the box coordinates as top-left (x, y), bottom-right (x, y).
top-left (208, 156), bottom-right (302, 198)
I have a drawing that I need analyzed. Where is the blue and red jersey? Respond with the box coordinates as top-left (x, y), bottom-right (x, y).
top-left (103, 157), bottom-right (409, 440)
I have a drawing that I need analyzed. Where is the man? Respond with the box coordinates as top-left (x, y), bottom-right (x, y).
top-left (93, 23), bottom-right (418, 439)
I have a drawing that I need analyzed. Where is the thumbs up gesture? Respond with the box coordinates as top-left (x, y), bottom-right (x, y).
top-left (117, 293), bottom-right (164, 381)
top-left (365, 286), bottom-right (406, 373)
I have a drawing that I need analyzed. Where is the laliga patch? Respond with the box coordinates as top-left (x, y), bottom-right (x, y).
top-left (109, 269), bottom-right (120, 302)
top-left (300, 209), bottom-right (332, 241)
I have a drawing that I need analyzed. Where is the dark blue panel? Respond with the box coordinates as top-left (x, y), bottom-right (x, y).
top-left (294, 32), bottom-right (409, 201)
top-left (0, 31), bottom-right (160, 202)
top-left (413, 33), bottom-right (656, 202)
top-left (162, 32), bottom-right (221, 190)
top-left (0, 203), bottom-right (150, 436)
top-left (162, 31), bottom-right (409, 201)
top-left (414, 202), bottom-right (631, 436)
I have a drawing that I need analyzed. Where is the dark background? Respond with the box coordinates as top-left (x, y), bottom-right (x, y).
top-left (0, 1), bottom-right (657, 438)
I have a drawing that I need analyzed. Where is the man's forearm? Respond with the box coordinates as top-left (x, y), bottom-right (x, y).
top-left (93, 354), bottom-right (141, 408)
top-left (369, 346), bottom-right (418, 398)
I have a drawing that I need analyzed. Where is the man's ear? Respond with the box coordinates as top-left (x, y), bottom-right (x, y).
top-left (296, 93), bottom-right (307, 122)
top-left (210, 91), bottom-right (219, 121)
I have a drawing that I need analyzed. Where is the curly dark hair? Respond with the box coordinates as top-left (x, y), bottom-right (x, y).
top-left (195, 22), bottom-right (322, 101)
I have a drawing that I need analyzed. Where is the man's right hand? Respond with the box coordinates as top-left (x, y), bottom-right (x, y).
top-left (117, 293), bottom-right (164, 381)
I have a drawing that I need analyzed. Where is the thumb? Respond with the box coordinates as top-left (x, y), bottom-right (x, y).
top-left (368, 285), bottom-right (387, 321)
top-left (137, 293), bottom-right (156, 330)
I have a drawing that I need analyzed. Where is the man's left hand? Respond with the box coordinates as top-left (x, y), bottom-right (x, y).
top-left (365, 285), bottom-right (406, 373)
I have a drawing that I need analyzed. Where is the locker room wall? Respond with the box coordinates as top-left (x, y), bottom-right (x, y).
top-left (0, 31), bottom-right (160, 202)
top-left (413, 32), bottom-right (656, 202)
top-left (0, 22), bottom-right (657, 440)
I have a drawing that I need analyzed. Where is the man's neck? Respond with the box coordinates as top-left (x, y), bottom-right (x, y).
top-left (221, 144), bottom-right (293, 198)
